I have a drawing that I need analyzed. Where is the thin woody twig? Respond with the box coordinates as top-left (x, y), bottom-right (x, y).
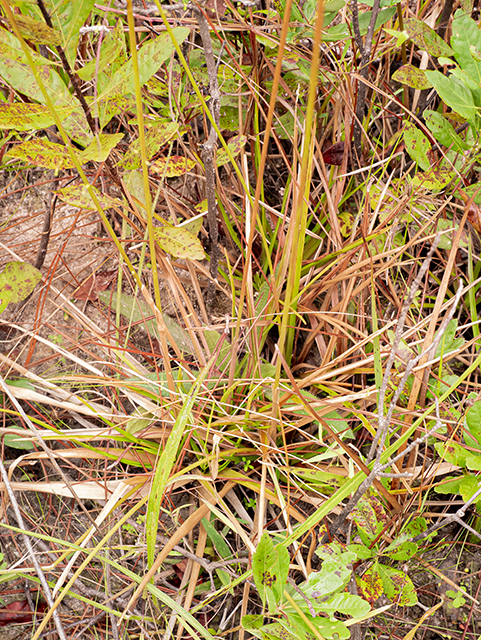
top-left (322, 240), bottom-right (465, 543)
top-left (194, 3), bottom-right (221, 307)
top-left (353, 0), bottom-right (381, 163)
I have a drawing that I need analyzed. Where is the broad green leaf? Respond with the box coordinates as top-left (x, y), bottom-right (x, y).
top-left (56, 183), bottom-right (123, 209)
top-left (0, 262), bottom-right (42, 313)
top-left (150, 155), bottom-right (196, 177)
top-left (118, 122), bottom-right (179, 170)
top-left (48, 0), bottom-right (96, 68)
top-left (378, 565), bottom-right (417, 606)
top-left (216, 134), bottom-right (247, 167)
top-left (301, 556), bottom-right (353, 598)
top-left (100, 27), bottom-right (190, 101)
top-left (356, 565), bottom-right (383, 604)
top-left (201, 515), bottom-right (232, 560)
top-left (80, 133), bottom-right (124, 162)
top-left (11, 14), bottom-right (61, 45)
top-left (452, 11), bottom-right (481, 87)
top-left (403, 122), bottom-right (431, 170)
top-left (434, 475), bottom-right (481, 503)
top-left (346, 543), bottom-right (373, 559)
top-left (153, 224), bottom-right (205, 260)
top-left (434, 441), bottom-right (472, 467)
top-left (97, 290), bottom-right (196, 355)
top-left (241, 614), bottom-right (264, 632)
top-left (404, 17), bottom-right (454, 57)
top-left (425, 70), bottom-right (478, 121)
top-left (252, 532), bottom-right (289, 607)
top-left (0, 103), bottom-right (72, 131)
top-left (383, 539), bottom-right (418, 561)
top-left (392, 64), bottom-right (432, 90)
top-left (466, 400), bottom-right (481, 446)
top-left (356, 7), bottom-right (397, 37)
top-left (77, 25), bottom-right (124, 81)
top-left (316, 592), bottom-right (371, 620)
top-left (146, 351), bottom-right (217, 567)
top-left (259, 622), bottom-right (297, 640)
top-left (281, 613), bottom-right (350, 640)
top-left (435, 319), bottom-right (464, 359)
top-left (126, 408), bottom-right (154, 434)
top-left (8, 139), bottom-right (75, 169)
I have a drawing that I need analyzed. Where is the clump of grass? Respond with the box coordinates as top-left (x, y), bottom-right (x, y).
top-left (0, 0), bottom-right (480, 637)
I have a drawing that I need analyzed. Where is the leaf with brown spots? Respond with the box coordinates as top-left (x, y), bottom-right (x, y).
top-left (0, 262), bottom-right (42, 313)
top-left (378, 564), bottom-right (417, 606)
top-left (150, 155), bottom-right (196, 177)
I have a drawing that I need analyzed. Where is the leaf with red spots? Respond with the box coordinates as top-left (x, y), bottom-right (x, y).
top-left (355, 565), bottom-right (383, 605)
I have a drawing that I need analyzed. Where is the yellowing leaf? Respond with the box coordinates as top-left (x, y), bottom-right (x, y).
top-left (80, 133), bottom-right (124, 162)
top-left (0, 103), bottom-right (72, 131)
top-left (56, 184), bottom-right (123, 210)
top-left (0, 262), bottom-right (42, 314)
top-left (118, 122), bottom-right (179, 170)
top-left (12, 14), bottom-right (61, 46)
top-left (216, 134), bottom-right (247, 167)
top-left (154, 225), bottom-right (205, 260)
top-left (150, 155), bottom-right (196, 177)
top-left (9, 139), bottom-right (75, 169)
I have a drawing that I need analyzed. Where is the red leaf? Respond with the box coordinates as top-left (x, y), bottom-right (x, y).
top-left (322, 141), bottom-right (349, 166)
top-left (0, 600), bottom-right (46, 626)
top-left (73, 270), bottom-right (117, 302)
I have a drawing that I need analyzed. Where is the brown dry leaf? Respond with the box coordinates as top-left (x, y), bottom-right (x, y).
top-left (73, 270), bottom-right (117, 301)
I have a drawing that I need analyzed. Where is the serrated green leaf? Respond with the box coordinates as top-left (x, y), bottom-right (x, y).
top-left (0, 262), bottom-right (42, 313)
top-left (0, 103), bottom-right (73, 131)
top-left (404, 16), bottom-right (454, 56)
top-left (392, 64), bottom-right (432, 89)
top-left (425, 70), bottom-right (478, 121)
top-left (403, 122), bottom-right (431, 170)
